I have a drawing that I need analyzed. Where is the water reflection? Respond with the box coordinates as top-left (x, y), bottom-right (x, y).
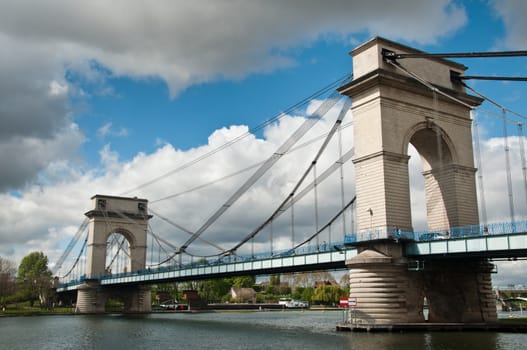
top-left (0, 311), bottom-right (526, 350)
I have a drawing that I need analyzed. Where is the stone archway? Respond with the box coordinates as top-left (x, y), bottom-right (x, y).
top-left (339, 37), bottom-right (482, 236)
top-left (76, 195), bottom-right (153, 314)
top-left (340, 37), bottom-right (496, 326)
top-left (105, 230), bottom-right (133, 275)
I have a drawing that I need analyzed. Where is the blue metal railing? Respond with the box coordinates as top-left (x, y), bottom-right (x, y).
top-left (56, 240), bottom-right (348, 288)
top-left (344, 219), bottom-right (527, 244)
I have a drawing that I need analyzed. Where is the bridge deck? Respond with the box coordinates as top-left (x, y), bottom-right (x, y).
top-left (56, 226), bottom-right (527, 292)
top-left (56, 248), bottom-right (357, 291)
top-left (405, 232), bottom-right (527, 259)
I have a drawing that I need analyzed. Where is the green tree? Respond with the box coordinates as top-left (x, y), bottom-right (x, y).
top-left (232, 276), bottom-right (255, 288)
top-left (301, 286), bottom-right (315, 303)
top-left (269, 274), bottom-right (280, 286)
top-left (312, 285), bottom-right (346, 305)
top-left (200, 278), bottom-right (231, 303)
top-left (0, 257), bottom-right (17, 308)
top-left (17, 252), bottom-right (52, 307)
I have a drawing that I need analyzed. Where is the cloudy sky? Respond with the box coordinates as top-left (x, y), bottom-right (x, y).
top-left (0, 0), bottom-right (526, 286)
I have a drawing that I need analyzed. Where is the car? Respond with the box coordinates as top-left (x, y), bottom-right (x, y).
top-left (285, 299), bottom-right (309, 308)
top-left (160, 300), bottom-right (179, 310)
top-left (418, 232), bottom-right (446, 241)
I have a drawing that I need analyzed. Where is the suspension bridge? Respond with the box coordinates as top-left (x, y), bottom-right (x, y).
top-left (52, 37), bottom-right (527, 326)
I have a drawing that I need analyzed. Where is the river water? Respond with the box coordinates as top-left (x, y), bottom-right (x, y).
top-left (1, 310), bottom-right (526, 350)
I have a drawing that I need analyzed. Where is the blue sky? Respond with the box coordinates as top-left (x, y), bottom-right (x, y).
top-left (1, 0), bottom-right (526, 285)
top-left (66, 0), bottom-right (524, 171)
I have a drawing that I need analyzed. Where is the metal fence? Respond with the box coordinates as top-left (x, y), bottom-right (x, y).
top-left (344, 220), bottom-right (527, 244)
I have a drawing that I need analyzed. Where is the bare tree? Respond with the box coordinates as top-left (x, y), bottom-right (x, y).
top-left (0, 257), bottom-right (17, 308)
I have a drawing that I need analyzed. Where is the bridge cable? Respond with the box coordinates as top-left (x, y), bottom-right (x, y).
top-left (225, 146), bottom-right (356, 255)
top-left (56, 234), bottom-right (88, 279)
top-left (385, 59), bottom-right (477, 110)
top-left (108, 208), bottom-right (221, 266)
top-left (178, 91), bottom-right (345, 254)
top-left (338, 118), bottom-right (346, 239)
top-left (148, 121), bottom-right (354, 204)
top-left (52, 218), bottom-right (89, 275)
top-left (517, 123), bottom-right (527, 208)
top-left (280, 196), bottom-right (356, 255)
top-left (472, 110), bottom-right (488, 225)
top-left (383, 49), bottom-right (527, 60)
top-left (120, 74), bottom-right (352, 195)
top-left (224, 98), bottom-right (353, 255)
top-left (146, 224), bottom-right (174, 267)
top-left (269, 218), bottom-right (273, 256)
top-left (291, 192), bottom-right (296, 249)
top-left (462, 83), bottom-right (527, 122)
top-left (147, 207), bottom-right (227, 253)
top-left (152, 137), bottom-right (355, 259)
top-left (313, 163), bottom-right (319, 249)
top-left (502, 108), bottom-right (516, 223)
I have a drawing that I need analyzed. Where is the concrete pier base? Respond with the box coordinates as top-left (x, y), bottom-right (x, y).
top-left (76, 281), bottom-right (106, 313)
top-left (346, 242), bottom-right (496, 326)
top-left (423, 259), bottom-right (496, 323)
top-left (347, 243), bottom-right (424, 325)
top-left (75, 281), bottom-right (151, 314)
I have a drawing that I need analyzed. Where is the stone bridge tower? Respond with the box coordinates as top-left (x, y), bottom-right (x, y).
top-left (76, 194), bottom-right (152, 313)
top-left (339, 37), bottom-right (496, 326)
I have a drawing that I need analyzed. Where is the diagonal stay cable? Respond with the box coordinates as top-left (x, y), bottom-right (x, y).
top-left (120, 74), bottom-right (352, 195)
top-left (150, 120), bottom-right (354, 204)
top-left (283, 196), bottom-right (356, 255)
top-left (52, 218), bottom-right (89, 275)
top-left (462, 82), bottom-right (527, 121)
top-left (385, 59), bottom-right (477, 110)
top-left (178, 91), bottom-right (345, 253)
top-left (225, 98), bottom-right (352, 254)
top-left (148, 207), bottom-right (226, 253)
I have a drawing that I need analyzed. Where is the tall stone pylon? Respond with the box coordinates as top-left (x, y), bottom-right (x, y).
top-left (338, 37), bottom-right (482, 234)
top-left (339, 37), bottom-right (495, 327)
top-left (76, 194), bottom-right (152, 313)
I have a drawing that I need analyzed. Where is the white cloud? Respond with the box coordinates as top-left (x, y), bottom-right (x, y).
top-left (492, 0), bottom-right (527, 49)
top-left (48, 80), bottom-right (69, 97)
top-left (0, 100), bottom-right (355, 269)
top-left (0, 0), bottom-right (467, 97)
top-left (0, 1), bottom-right (467, 192)
top-left (97, 122), bottom-right (112, 137)
top-left (1, 98), bottom-right (526, 285)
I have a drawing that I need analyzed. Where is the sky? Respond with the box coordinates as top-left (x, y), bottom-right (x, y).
top-left (0, 0), bottom-right (526, 286)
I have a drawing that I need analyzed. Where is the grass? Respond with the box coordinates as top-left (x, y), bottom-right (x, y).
top-left (1, 302), bottom-right (75, 316)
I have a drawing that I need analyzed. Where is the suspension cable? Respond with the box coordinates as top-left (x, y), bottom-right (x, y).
top-left (472, 110), bottom-right (488, 225)
top-left (150, 121), bottom-right (354, 204)
top-left (313, 163), bottom-right (319, 249)
top-left (52, 218), bottom-right (89, 275)
top-left (462, 83), bottom-right (527, 121)
top-left (518, 123), bottom-right (527, 208)
top-left (56, 234), bottom-right (88, 279)
top-left (382, 48), bottom-right (527, 60)
top-left (338, 119), bottom-right (346, 238)
top-left (147, 207), bottom-right (226, 253)
top-left (502, 109), bottom-right (516, 222)
top-left (178, 92), bottom-right (345, 254)
top-left (121, 74), bottom-right (352, 195)
top-left (224, 98), bottom-right (352, 254)
top-left (385, 59), bottom-right (477, 110)
top-left (282, 196), bottom-right (356, 255)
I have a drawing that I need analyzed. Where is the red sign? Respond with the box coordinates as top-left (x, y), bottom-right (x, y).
top-left (339, 297), bottom-right (349, 307)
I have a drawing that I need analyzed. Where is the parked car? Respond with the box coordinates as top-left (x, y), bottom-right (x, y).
top-left (285, 299), bottom-right (309, 308)
top-left (160, 300), bottom-right (179, 310)
top-left (419, 232), bottom-right (446, 241)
